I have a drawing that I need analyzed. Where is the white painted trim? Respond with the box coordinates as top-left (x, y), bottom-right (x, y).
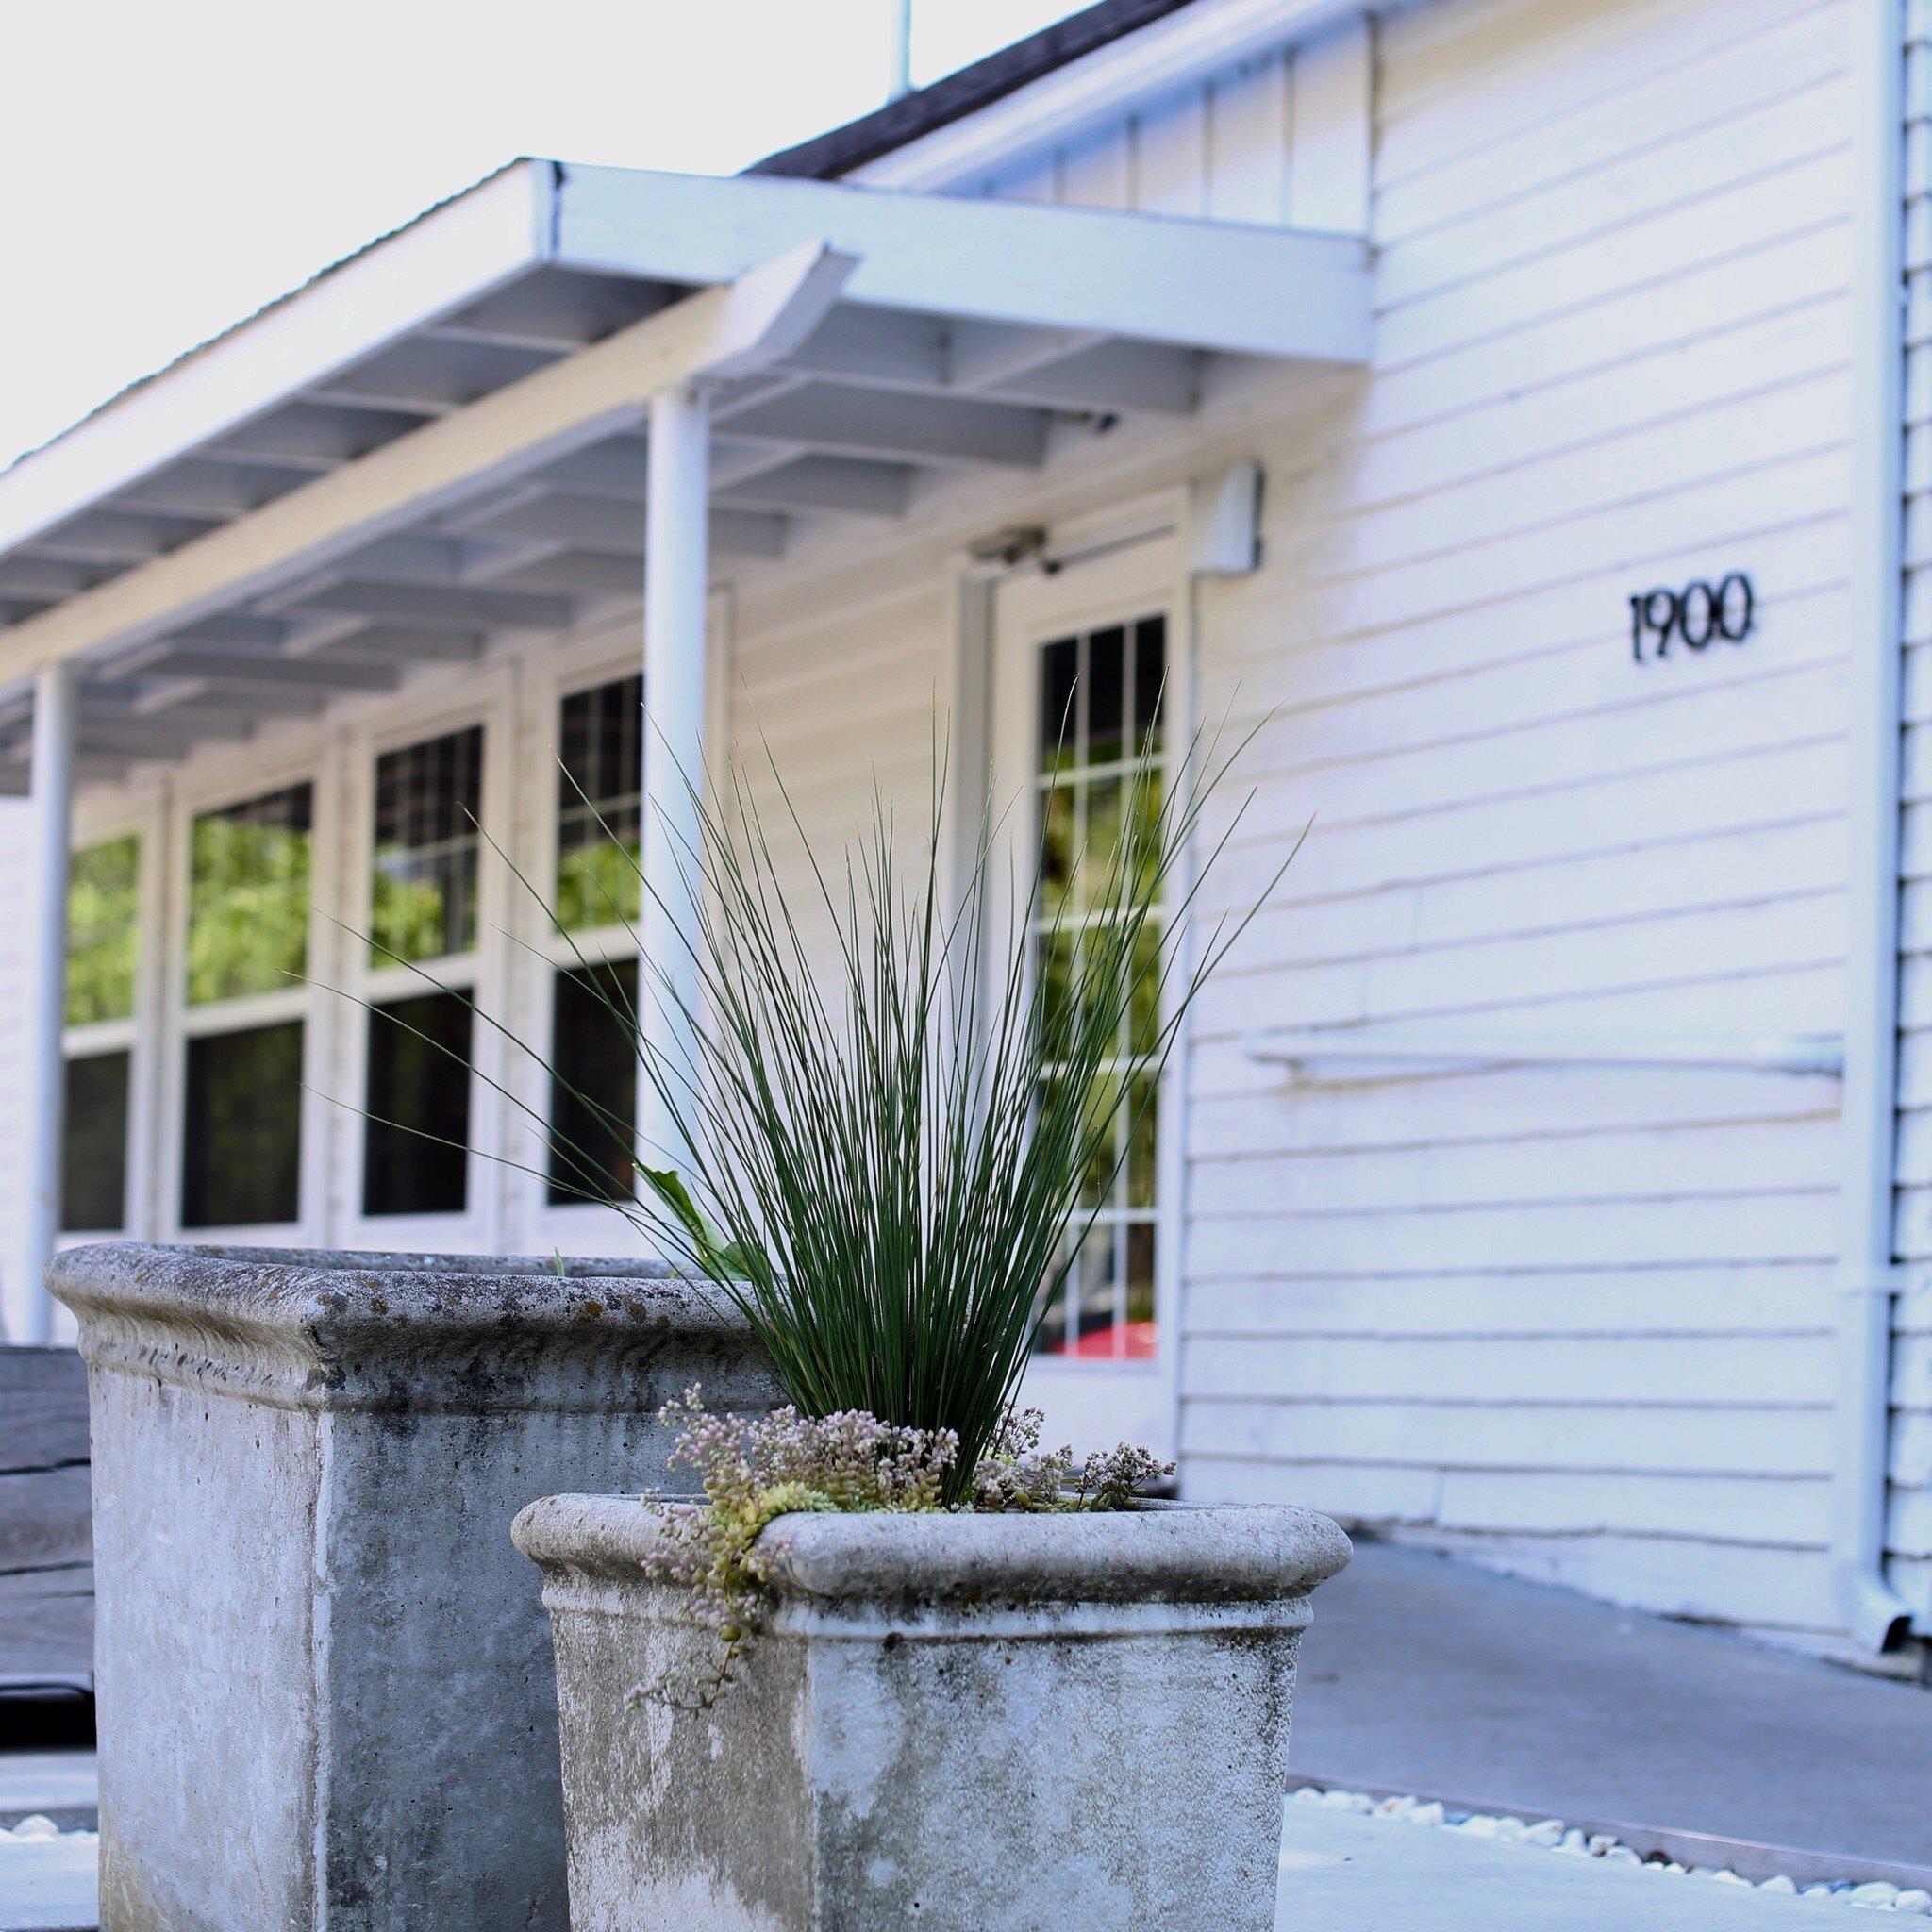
top-left (333, 668), bottom-right (514, 1251)
top-left (1246, 1024), bottom-right (1849, 1081)
top-left (988, 523), bottom-right (1189, 1460)
top-left (56, 789), bottom-right (167, 1252)
top-left (10, 662), bottom-right (75, 1343)
top-left (557, 168), bottom-right (1372, 360)
top-left (844, 0), bottom-right (1372, 199)
top-left (0, 160), bottom-right (554, 558)
top-left (521, 598), bottom-right (730, 1257)
top-left (156, 747), bottom-right (336, 1245)
top-left (1835, 0), bottom-right (1917, 1654)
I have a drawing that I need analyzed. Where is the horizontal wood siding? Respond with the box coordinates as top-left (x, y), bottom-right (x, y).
top-left (1174, 0), bottom-right (1857, 1651)
top-left (0, 0), bottom-right (1879, 1658)
top-left (1891, 0), bottom-right (1932, 1624)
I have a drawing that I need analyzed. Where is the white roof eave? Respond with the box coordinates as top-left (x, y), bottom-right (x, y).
top-left (0, 160), bottom-right (1373, 778)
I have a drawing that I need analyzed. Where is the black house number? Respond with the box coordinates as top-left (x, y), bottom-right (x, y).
top-left (1629, 573), bottom-right (1754, 663)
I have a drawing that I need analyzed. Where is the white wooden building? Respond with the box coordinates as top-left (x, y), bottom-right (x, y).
top-left (0, 0), bottom-right (1924, 1671)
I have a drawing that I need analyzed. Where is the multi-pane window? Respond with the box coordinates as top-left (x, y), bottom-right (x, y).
top-left (1031, 614), bottom-right (1166, 1362)
top-left (61, 834), bottom-right (141, 1233)
top-left (363, 726), bottom-right (485, 1218)
top-left (67, 835), bottom-right (140, 1027)
top-left (372, 725), bottom-right (483, 964)
top-left (547, 958), bottom-right (641, 1205)
top-left (546, 675), bottom-right (645, 1207)
top-left (557, 675), bottom-right (643, 933)
top-left (182, 785), bottom-right (314, 1228)
top-left (182, 1023), bottom-right (305, 1228)
top-left (364, 991), bottom-right (473, 1217)
top-left (187, 785), bottom-right (312, 1006)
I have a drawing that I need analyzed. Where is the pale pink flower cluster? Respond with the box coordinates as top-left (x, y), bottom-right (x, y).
top-left (629, 1391), bottom-right (1174, 1709)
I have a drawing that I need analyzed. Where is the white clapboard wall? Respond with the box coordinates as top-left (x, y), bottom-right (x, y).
top-left (0, 0), bottom-right (1891, 1657)
top-left (854, 0), bottom-right (1856, 1652)
top-left (1172, 0), bottom-right (1854, 1653)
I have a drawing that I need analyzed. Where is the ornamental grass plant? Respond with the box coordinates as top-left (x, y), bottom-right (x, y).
top-left (338, 711), bottom-right (1291, 1700)
top-left (512, 718), bottom-right (1283, 1505)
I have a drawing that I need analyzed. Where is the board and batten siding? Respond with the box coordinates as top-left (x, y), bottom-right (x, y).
top-left (1165, 0), bottom-right (1858, 1653)
top-left (1890, 0), bottom-right (1932, 1634)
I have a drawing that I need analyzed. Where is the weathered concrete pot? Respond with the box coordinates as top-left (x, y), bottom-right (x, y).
top-left (49, 1241), bottom-right (777, 1932)
top-left (512, 1493), bottom-right (1351, 1932)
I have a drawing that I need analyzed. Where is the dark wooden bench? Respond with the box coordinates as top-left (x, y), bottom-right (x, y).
top-left (0, 1346), bottom-right (92, 1690)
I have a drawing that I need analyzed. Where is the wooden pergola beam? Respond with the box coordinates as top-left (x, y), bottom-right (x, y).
top-left (0, 242), bottom-right (855, 691)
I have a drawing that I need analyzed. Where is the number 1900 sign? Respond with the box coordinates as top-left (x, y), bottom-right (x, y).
top-left (1628, 574), bottom-right (1754, 663)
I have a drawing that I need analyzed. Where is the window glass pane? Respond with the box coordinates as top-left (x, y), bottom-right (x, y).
top-left (188, 786), bottom-right (312, 1006)
top-left (1030, 608), bottom-right (1167, 1364)
top-left (363, 991), bottom-right (472, 1216)
top-left (61, 1049), bottom-right (129, 1232)
top-left (1132, 616), bottom-right (1166, 756)
top-left (182, 1022), bottom-right (304, 1227)
top-left (66, 835), bottom-right (140, 1025)
top-left (372, 726), bottom-right (484, 964)
top-left (1086, 624), bottom-right (1127, 765)
top-left (547, 958), bottom-right (640, 1205)
top-left (557, 675), bottom-right (643, 933)
top-left (1040, 635), bottom-right (1078, 771)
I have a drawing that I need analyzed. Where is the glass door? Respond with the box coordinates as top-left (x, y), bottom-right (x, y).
top-left (990, 531), bottom-right (1185, 1461)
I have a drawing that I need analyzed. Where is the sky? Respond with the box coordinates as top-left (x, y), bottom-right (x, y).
top-left (0, 0), bottom-right (1079, 472)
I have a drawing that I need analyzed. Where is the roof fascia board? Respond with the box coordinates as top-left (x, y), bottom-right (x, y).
top-left (0, 158), bottom-right (557, 559)
top-left (0, 242), bottom-right (853, 692)
top-left (842, 0), bottom-right (1370, 193)
top-left (555, 167), bottom-right (1371, 362)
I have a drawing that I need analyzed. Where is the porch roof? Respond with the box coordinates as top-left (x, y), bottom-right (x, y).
top-left (0, 158), bottom-right (1370, 789)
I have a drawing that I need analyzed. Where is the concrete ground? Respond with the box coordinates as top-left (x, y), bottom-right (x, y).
top-left (1288, 1541), bottom-right (1932, 1873)
top-left (0, 1751), bottom-right (95, 1831)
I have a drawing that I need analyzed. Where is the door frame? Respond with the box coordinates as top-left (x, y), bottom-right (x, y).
top-left (986, 523), bottom-right (1191, 1461)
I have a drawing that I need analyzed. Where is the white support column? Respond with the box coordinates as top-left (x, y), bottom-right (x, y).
top-left (14, 661), bottom-right (75, 1345)
top-left (640, 382), bottom-right (711, 1178)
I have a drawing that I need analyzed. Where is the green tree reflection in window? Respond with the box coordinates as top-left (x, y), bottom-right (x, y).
top-left (187, 785), bottom-right (314, 1006)
top-left (66, 834), bottom-right (140, 1025)
top-left (371, 726), bottom-right (484, 966)
top-left (557, 675), bottom-right (642, 932)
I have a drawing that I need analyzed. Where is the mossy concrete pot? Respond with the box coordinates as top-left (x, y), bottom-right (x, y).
top-left (49, 1241), bottom-right (778, 1932)
top-left (512, 1493), bottom-right (1351, 1932)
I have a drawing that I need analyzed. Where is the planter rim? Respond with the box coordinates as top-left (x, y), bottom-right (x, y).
top-left (50, 1241), bottom-right (755, 1413)
top-left (512, 1491), bottom-right (1351, 1605)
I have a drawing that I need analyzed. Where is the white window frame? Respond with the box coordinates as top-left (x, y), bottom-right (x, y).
top-left (54, 784), bottom-right (168, 1246)
top-left (159, 750), bottom-right (339, 1246)
top-left (336, 671), bottom-right (514, 1254)
top-left (986, 521), bottom-right (1191, 1462)
top-left (524, 604), bottom-right (731, 1259)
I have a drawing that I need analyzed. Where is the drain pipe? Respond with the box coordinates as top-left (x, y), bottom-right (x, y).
top-left (1834, 0), bottom-right (1916, 1657)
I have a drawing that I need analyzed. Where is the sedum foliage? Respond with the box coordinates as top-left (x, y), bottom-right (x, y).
top-left (635, 1390), bottom-right (1173, 1708)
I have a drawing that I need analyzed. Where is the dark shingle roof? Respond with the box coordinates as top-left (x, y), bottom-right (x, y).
top-left (747, 0), bottom-right (1200, 181)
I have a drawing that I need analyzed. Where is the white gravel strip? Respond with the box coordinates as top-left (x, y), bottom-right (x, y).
top-left (1290, 1788), bottom-right (1931, 1914)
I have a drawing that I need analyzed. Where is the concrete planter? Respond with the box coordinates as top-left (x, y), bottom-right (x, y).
top-left (49, 1241), bottom-right (777, 1932)
top-left (512, 1493), bottom-right (1351, 1932)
